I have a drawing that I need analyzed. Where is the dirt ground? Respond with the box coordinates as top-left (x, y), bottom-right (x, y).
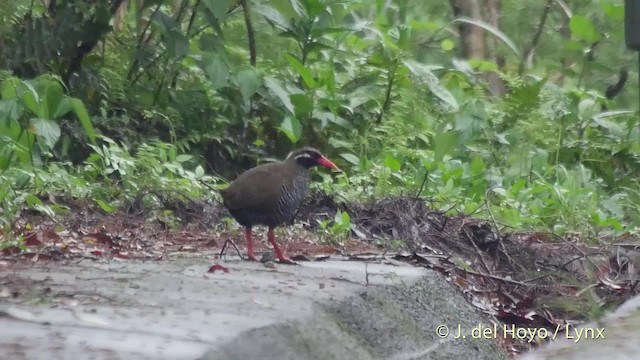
top-left (1, 191), bottom-right (639, 356)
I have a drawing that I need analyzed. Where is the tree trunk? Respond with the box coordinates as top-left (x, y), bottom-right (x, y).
top-left (484, 0), bottom-right (506, 96)
top-left (450, 0), bottom-right (485, 59)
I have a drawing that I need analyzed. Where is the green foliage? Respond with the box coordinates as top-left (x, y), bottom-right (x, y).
top-left (1, 0), bottom-right (639, 242)
top-left (0, 74), bottom-right (96, 169)
top-left (319, 209), bottom-right (352, 244)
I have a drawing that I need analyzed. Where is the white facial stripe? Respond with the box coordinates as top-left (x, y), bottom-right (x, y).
top-left (295, 152), bottom-right (313, 160)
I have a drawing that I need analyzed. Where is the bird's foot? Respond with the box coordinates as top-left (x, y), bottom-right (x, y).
top-left (245, 253), bottom-right (260, 262)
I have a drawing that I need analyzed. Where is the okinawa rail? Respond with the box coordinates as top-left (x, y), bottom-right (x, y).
top-left (220, 147), bottom-right (340, 264)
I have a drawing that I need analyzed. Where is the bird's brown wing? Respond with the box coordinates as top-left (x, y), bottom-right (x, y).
top-left (220, 162), bottom-right (290, 211)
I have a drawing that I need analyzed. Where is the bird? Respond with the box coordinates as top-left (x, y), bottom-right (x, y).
top-left (220, 147), bottom-right (340, 264)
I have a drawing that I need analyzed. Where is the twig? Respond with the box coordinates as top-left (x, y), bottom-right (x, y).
top-left (462, 224), bottom-right (493, 275)
top-left (127, 3), bottom-right (161, 81)
top-left (416, 170), bottom-right (429, 197)
top-left (365, 263), bottom-right (370, 286)
top-left (482, 186), bottom-right (502, 239)
top-left (219, 238), bottom-right (242, 259)
top-left (239, 0), bottom-right (256, 66)
top-left (518, 0), bottom-right (554, 75)
top-left (574, 283), bottom-right (599, 297)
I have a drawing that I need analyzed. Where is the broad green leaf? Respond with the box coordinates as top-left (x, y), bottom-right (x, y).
top-left (203, 55), bottom-right (229, 90)
top-left (602, 3), bottom-right (624, 21)
top-left (592, 110), bottom-right (635, 120)
top-left (278, 116), bottom-right (302, 143)
top-left (340, 153), bottom-right (359, 165)
top-left (302, 0), bottom-right (325, 17)
top-left (95, 199), bottom-right (115, 213)
top-left (264, 76), bottom-right (295, 113)
top-left (290, 0), bottom-right (307, 17)
top-left (0, 180), bottom-right (9, 203)
top-left (0, 99), bottom-right (21, 122)
top-left (166, 30), bottom-right (189, 59)
top-left (20, 83), bottom-right (43, 118)
top-left (150, 10), bottom-right (175, 31)
top-left (313, 111), bottom-right (352, 129)
top-left (433, 130), bottom-right (458, 162)
top-left (44, 80), bottom-right (64, 119)
top-left (70, 98), bottom-right (97, 144)
top-left (285, 54), bottom-right (316, 88)
top-left (176, 154), bottom-right (192, 162)
top-left (195, 165), bottom-right (205, 177)
top-left (451, 17), bottom-right (519, 56)
top-left (236, 68), bottom-right (261, 104)
top-left (470, 156), bottom-right (485, 175)
top-left (199, 33), bottom-right (224, 52)
top-left (403, 60), bottom-right (459, 111)
top-left (383, 154), bottom-right (401, 172)
top-left (29, 118), bottom-right (61, 149)
top-left (341, 72), bottom-right (381, 93)
top-left (25, 194), bottom-right (43, 207)
top-left (1, 77), bottom-right (20, 99)
top-left (569, 15), bottom-right (601, 43)
top-left (202, 0), bottom-right (233, 20)
top-left (290, 94), bottom-right (313, 115)
top-left (577, 98), bottom-right (600, 118)
top-left (254, 4), bottom-right (292, 31)
top-left (53, 97), bottom-right (72, 118)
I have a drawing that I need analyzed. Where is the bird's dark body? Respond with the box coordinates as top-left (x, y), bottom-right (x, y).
top-left (225, 171), bottom-right (309, 228)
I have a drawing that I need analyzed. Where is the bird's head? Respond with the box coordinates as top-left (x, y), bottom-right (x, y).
top-left (288, 147), bottom-right (340, 171)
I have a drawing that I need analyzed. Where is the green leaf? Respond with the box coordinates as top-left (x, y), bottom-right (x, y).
top-left (150, 10), bottom-right (175, 31)
top-left (290, 94), bottom-right (314, 115)
top-left (383, 154), bottom-right (401, 172)
top-left (290, 0), bottom-right (307, 17)
top-left (0, 99), bottom-right (21, 121)
top-left (44, 80), bottom-right (64, 119)
top-left (95, 199), bottom-right (115, 213)
top-left (302, 0), bottom-right (325, 17)
top-left (195, 165), bottom-right (205, 177)
top-left (569, 15), bottom-right (601, 42)
top-left (451, 17), bottom-right (519, 56)
top-left (1, 77), bottom-right (19, 99)
top-left (53, 97), bottom-right (72, 118)
top-left (264, 76), bottom-right (294, 113)
top-left (254, 4), bottom-right (292, 31)
top-left (203, 54), bottom-right (229, 90)
top-left (602, 3), bottom-right (624, 21)
top-left (25, 194), bottom-right (43, 207)
top-left (166, 30), bottom-right (189, 59)
top-left (341, 72), bottom-right (381, 93)
top-left (440, 39), bottom-right (454, 51)
top-left (202, 0), bottom-right (233, 20)
top-left (470, 156), bottom-right (485, 175)
top-left (176, 154), bottom-right (192, 162)
top-left (29, 118), bottom-right (61, 149)
top-left (236, 68), bottom-right (261, 104)
top-left (403, 60), bottom-right (459, 111)
top-left (70, 98), bottom-right (97, 144)
top-left (433, 130), bottom-right (458, 162)
top-left (285, 54), bottom-right (316, 88)
top-left (19, 83), bottom-right (43, 118)
top-left (340, 153), bottom-right (359, 165)
top-left (278, 116), bottom-right (302, 143)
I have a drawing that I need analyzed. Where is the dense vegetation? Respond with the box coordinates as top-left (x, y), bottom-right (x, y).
top-left (0, 0), bottom-right (638, 244)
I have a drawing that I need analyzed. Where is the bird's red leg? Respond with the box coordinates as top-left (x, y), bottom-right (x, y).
top-left (267, 227), bottom-right (296, 265)
top-left (245, 226), bottom-right (259, 262)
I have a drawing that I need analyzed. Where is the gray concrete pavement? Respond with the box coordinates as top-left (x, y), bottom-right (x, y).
top-left (0, 257), bottom-right (508, 360)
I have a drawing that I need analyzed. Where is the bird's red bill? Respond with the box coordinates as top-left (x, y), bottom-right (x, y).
top-left (317, 156), bottom-right (340, 171)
